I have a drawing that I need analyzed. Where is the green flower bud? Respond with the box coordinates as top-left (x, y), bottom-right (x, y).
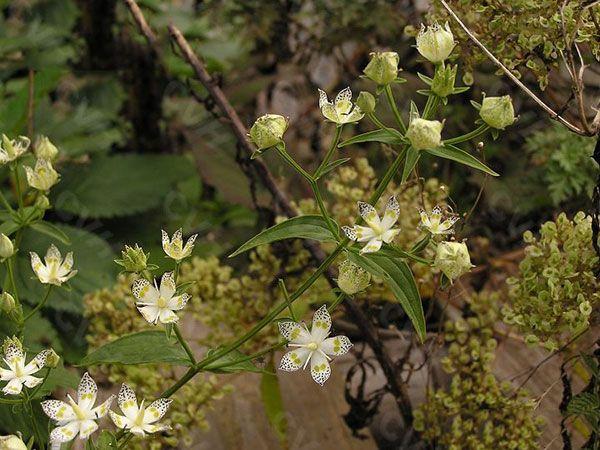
top-left (0, 435), bottom-right (27, 450)
top-left (337, 259), bottom-right (371, 295)
top-left (363, 51), bottom-right (399, 85)
top-left (356, 91), bottom-right (376, 114)
top-left (1, 292), bottom-right (16, 313)
top-left (406, 118), bottom-right (443, 150)
top-left (115, 244), bottom-right (149, 273)
top-left (434, 241), bottom-right (474, 281)
top-left (34, 136), bottom-right (59, 161)
top-left (479, 95), bottom-right (515, 129)
top-left (45, 348), bottom-right (60, 368)
top-left (249, 114), bottom-right (288, 151)
top-left (34, 194), bottom-right (51, 210)
top-left (431, 64), bottom-right (457, 98)
top-left (416, 22), bottom-right (455, 64)
top-left (0, 234), bottom-right (13, 259)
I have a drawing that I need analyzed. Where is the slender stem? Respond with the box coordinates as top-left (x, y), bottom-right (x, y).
top-left (207, 342), bottom-right (287, 370)
top-left (118, 434), bottom-right (133, 449)
top-left (327, 292), bottom-right (346, 312)
top-left (173, 323), bottom-right (196, 365)
top-left (276, 145), bottom-right (313, 183)
top-left (384, 85), bottom-right (406, 133)
top-left (278, 279), bottom-right (297, 322)
top-left (6, 258), bottom-right (19, 304)
top-left (22, 285), bottom-right (52, 323)
top-left (0, 190), bottom-right (14, 213)
top-left (24, 391), bottom-right (43, 447)
top-left (367, 112), bottom-right (390, 131)
top-left (173, 261), bottom-right (181, 283)
top-left (160, 366), bottom-right (198, 398)
top-left (443, 124), bottom-right (490, 145)
top-left (12, 165), bottom-right (24, 210)
top-left (314, 125), bottom-right (343, 178)
top-left (310, 181), bottom-right (338, 237)
top-left (0, 397), bottom-right (21, 404)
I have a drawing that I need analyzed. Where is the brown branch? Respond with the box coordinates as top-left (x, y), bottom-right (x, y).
top-left (437, 0), bottom-right (592, 136)
top-left (122, 0), bottom-right (161, 55)
top-left (123, 0), bottom-right (414, 427)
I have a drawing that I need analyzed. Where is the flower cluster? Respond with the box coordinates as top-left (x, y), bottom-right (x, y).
top-left (502, 212), bottom-right (599, 350)
top-left (414, 292), bottom-right (544, 449)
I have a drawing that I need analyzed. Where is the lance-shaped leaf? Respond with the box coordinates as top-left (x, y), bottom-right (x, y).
top-left (338, 128), bottom-right (405, 148)
top-left (230, 215), bottom-right (337, 257)
top-left (348, 251), bottom-right (426, 341)
top-left (425, 144), bottom-right (499, 176)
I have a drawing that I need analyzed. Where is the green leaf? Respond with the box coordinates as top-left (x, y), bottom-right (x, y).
top-left (261, 360), bottom-right (287, 446)
top-left (347, 252), bottom-right (426, 341)
top-left (29, 221), bottom-right (71, 245)
top-left (417, 72), bottom-right (433, 85)
top-left (80, 330), bottom-right (192, 367)
top-left (94, 431), bottom-right (118, 449)
top-left (316, 157), bottom-right (350, 179)
top-left (230, 215), bottom-right (336, 257)
top-left (566, 392), bottom-right (600, 425)
top-left (426, 145), bottom-right (499, 176)
top-left (402, 147), bottom-right (420, 182)
top-left (31, 366), bottom-right (79, 399)
top-left (51, 154), bottom-right (197, 219)
top-left (203, 348), bottom-right (261, 373)
top-left (0, 219), bottom-right (19, 236)
top-left (338, 129), bottom-right (404, 147)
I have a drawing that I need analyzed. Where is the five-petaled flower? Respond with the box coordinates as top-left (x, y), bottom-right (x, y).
top-left (24, 158), bottom-right (59, 191)
top-left (318, 87), bottom-right (364, 125)
top-left (30, 244), bottom-right (77, 286)
top-left (132, 272), bottom-right (189, 325)
top-left (161, 229), bottom-right (197, 261)
top-left (343, 196), bottom-right (401, 254)
top-left (110, 383), bottom-right (172, 436)
top-left (0, 341), bottom-right (49, 395)
top-left (42, 372), bottom-right (114, 443)
top-left (419, 206), bottom-right (458, 235)
top-left (0, 135), bottom-right (30, 164)
top-left (279, 305), bottom-right (352, 385)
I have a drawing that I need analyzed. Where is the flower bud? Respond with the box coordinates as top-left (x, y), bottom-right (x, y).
top-left (0, 135), bottom-right (30, 163)
top-left (416, 22), bottom-right (455, 64)
top-left (249, 114), bottom-right (288, 151)
top-left (479, 95), bottom-right (515, 129)
top-left (35, 194), bottom-right (51, 210)
top-left (337, 260), bottom-right (371, 295)
top-left (45, 348), bottom-right (60, 368)
top-left (363, 52), bottom-right (399, 85)
top-left (406, 118), bottom-right (443, 150)
top-left (1, 292), bottom-right (16, 313)
top-left (0, 234), bottom-right (13, 259)
top-left (115, 244), bottom-right (149, 273)
top-left (431, 64), bottom-right (457, 98)
top-left (0, 435), bottom-right (27, 450)
top-left (356, 91), bottom-right (376, 114)
top-left (434, 241), bottom-right (474, 281)
top-left (24, 158), bottom-right (59, 191)
top-left (35, 136), bottom-right (59, 161)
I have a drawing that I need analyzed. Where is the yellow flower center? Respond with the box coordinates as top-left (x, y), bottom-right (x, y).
top-left (306, 342), bottom-right (319, 351)
top-left (157, 297), bottom-right (167, 308)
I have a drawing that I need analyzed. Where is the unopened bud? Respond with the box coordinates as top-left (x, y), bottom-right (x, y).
top-left (0, 434), bottom-right (27, 450)
top-left (337, 260), bottom-right (371, 295)
top-left (406, 118), bottom-right (443, 150)
top-left (434, 241), bottom-right (474, 281)
top-left (356, 91), bottom-right (376, 114)
top-left (45, 348), bottom-right (60, 368)
top-left (479, 95), bottom-right (515, 129)
top-left (363, 52), bottom-right (399, 85)
top-left (1, 292), bottom-right (16, 313)
top-left (35, 194), bottom-right (51, 210)
top-left (35, 136), bottom-right (59, 161)
top-left (0, 234), bottom-right (13, 259)
top-left (416, 22), bottom-right (455, 64)
top-left (115, 244), bottom-right (148, 273)
top-left (431, 64), bottom-right (457, 98)
top-left (249, 114), bottom-right (288, 152)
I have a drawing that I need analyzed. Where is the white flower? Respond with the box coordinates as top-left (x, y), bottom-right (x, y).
top-left (0, 135), bottom-right (30, 164)
top-left (318, 87), bottom-right (364, 125)
top-left (434, 241), bottom-right (474, 281)
top-left (24, 158), bottom-right (59, 191)
top-left (0, 434), bottom-right (27, 450)
top-left (279, 305), bottom-right (352, 385)
top-left (343, 196), bottom-right (401, 254)
top-left (0, 343), bottom-right (49, 395)
top-left (416, 22), bottom-right (455, 64)
top-left (109, 384), bottom-right (172, 436)
top-left (132, 272), bottom-right (190, 325)
top-left (161, 229), bottom-right (197, 261)
top-left (419, 206), bottom-right (458, 235)
top-left (30, 244), bottom-right (77, 286)
top-left (42, 373), bottom-right (114, 443)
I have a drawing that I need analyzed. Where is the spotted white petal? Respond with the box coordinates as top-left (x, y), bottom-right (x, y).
top-left (279, 348), bottom-right (311, 372)
top-left (132, 279), bottom-right (159, 305)
top-left (143, 398), bottom-right (172, 424)
top-left (381, 228), bottom-right (401, 244)
top-left (357, 201), bottom-right (381, 229)
top-left (77, 372), bottom-right (98, 410)
top-left (159, 272), bottom-right (176, 299)
top-left (137, 305), bottom-right (161, 324)
top-left (310, 305), bottom-right (331, 342)
top-left (109, 411), bottom-right (132, 430)
top-left (49, 421), bottom-right (80, 443)
top-left (352, 225), bottom-right (377, 243)
top-left (321, 335), bottom-right (353, 356)
top-left (2, 378), bottom-right (24, 395)
top-left (92, 394), bottom-right (115, 419)
top-left (117, 383), bottom-right (139, 421)
top-left (318, 89), bottom-right (330, 109)
top-left (381, 196), bottom-right (400, 230)
top-left (335, 87), bottom-right (353, 114)
top-left (360, 238), bottom-right (383, 254)
top-left (42, 400), bottom-right (76, 422)
top-left (167, 293), bottom-right (190, 311)
top-left (78, 420), bottom-right (99, 440)
top-left (278, 321), bottom-right (311, 344)
top-left (310, 351), bottom-right (331, 385)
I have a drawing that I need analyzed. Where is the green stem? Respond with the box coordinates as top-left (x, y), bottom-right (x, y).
top-left (160, 366), bottom-right (198, 398)
top-left (443, 124), bottom-right (490, 145)
top-left (310, 181), bottom-right (338, 237)
top-left (118, 434), bottom-right (133, 449)
top-left (384, 85), bottom-right (406, 133)
top-left (327, 292), bottom-right (346, 312)
top-left (173, 323), bottom-right (196, 365)
top-left (208, 342), bottom-right (287, 371)
top-left (314, 125), bottom-right (343, 178)
top-left (173, 261), bottom-right (181, 283)
top-left (0, 190), bottom-right (14, 213)
top-left (6, 258), bottom-right (19, 304)
top-left (23, 391), bottom-right (43, 447)
top-left (367, 112), bottom-right (390, 131)
top-left (0, 397), bottom-right (21, 404)
top-left (276, 145), bottom-right (313, 183)
top-left (278, 279), bottom-right (297, 322)
top-left (12, 164), bottom-right (24, 210)
top-left (22, 285), bottom-right (52, 323)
